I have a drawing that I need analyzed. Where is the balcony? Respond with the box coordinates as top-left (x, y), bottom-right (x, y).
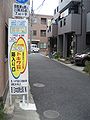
top-left (58, 14), bottom-right (81, 35)
top-left (87, 12), bottom-right (90, 32)
top-left (59, 0), bottom-right (81, 13)
top-left (47, 24), bottom-right (58, 38)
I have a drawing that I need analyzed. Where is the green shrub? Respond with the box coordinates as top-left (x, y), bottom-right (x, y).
top-left (83, 61), bottom-right (90, 75)
top-left (0, 102), bottom-right (6, 120)
top-left (53, 52), bottom-right (60, 59)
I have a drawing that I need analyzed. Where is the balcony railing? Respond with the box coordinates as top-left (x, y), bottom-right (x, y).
top-left (47, 24), bottom-right (58, 38)
top-left (59, 0), bottom-right (81, 13)
top-left (87, 12), bottom-right (90, 32)
top-left (58, 13), bottom-right (81, 35)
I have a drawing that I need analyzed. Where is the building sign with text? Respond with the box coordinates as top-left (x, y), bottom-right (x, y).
top-left (16, 0), bottom-right (28, 4)
top-left (8, 18), bottom-right (28, 95)
top-left (13, 3), bottom-right (29, 18)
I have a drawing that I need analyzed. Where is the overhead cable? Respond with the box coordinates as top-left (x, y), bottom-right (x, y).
top-left (34, 0), bottom-right (46, 12)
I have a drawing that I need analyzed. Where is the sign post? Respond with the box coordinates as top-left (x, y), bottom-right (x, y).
top-left (8, 0), bottom-right (35, 110)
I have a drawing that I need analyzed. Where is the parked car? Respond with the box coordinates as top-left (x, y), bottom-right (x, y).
top-left (31, 44), bottom-right (40, 53)
top-left (74, 51), bottom-right (90, 66)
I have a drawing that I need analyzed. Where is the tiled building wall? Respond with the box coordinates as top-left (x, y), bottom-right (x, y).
top-left (31, 14), bottom-right (53, 52)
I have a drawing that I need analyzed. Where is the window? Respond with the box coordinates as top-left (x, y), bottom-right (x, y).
top-left (41, 18), bottom-right (47, 24)
top-left (40, 30), bottom-right (46, 37)
top-left (69, 5), bottom-right (79, 14)
top-left (33, 17), bottom-right (37, 23)
top-left (58, 16), bottom-right (61, 21)
top-left (60, 20), bottom-right (62, 27)
top-left (49, 26), bottom-right (51, 32)
top-left (33, 30), bottom-right (37, 36)
top-left (57, 6), bottom-right (59, 12)
top-left (40, 43), bottom-right (47, 48)
top-left (63, 18), bottom-right (66, 26)
top-left (86, 33), bottom-right (90, 45)
top-left (54, 9), bottom-right (56, 15)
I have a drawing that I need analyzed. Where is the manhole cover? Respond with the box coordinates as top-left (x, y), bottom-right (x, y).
top-left (43, 110), bottom-right (59, 119)
top-left (33, 83), bottom-right (45, 88)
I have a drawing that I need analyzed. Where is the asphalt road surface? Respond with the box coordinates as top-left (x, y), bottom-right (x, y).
top-left (29, 53), bottom-right (90, 120)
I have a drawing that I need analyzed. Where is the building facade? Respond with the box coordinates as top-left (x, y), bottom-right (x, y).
top-left (0, 0), bottom-right (15, 103)
top-left (47, 0), bottom-right (90, 58)
top-left (30, 14), bottom-right (53, 53)
top-left (47, 6), bottom-right (59, 53)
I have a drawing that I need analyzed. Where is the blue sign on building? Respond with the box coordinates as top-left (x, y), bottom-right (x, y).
top-left (16, 0), bottom-right (28, 4)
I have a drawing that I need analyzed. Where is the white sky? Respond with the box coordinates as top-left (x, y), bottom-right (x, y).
top-left (31, 0), bottom-right (59, 15)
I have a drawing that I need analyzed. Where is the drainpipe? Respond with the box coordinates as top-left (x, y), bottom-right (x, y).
top-left (80, 0), bottom-right (83, 35)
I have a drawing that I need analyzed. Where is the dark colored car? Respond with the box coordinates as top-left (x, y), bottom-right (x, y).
top-left (74, 51), bottom-right (90, 66)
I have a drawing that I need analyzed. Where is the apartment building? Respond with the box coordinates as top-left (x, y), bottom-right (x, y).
top-left (31, 14), bottom-right (53, 53)
top-left (47, 0), bottom-right (90, 58)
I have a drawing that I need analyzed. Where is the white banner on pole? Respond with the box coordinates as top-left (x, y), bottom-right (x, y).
top-left (8, 18), bottom-right (28, 95)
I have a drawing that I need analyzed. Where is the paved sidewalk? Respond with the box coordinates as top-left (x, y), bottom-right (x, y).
top-left (4, 88), bottom-right (40, 120)
top-left (54, 59), bottom-right (85, 74)
top-left (41, 53), bottom-right (85, 74)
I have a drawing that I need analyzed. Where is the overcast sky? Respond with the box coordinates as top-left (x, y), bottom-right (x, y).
top-left (31, 0), bottom-right (59, 15)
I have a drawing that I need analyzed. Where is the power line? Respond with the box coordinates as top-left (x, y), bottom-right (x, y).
top-left (34, 0), bottom-right (46, 12)
top-left (35, 5), bottom-right (43, 14)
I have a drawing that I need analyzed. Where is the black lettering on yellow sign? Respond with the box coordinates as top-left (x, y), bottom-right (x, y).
top-left (11, 52), bottom-right (16, 72)
top-left (10, 37), bottom-right (27, 78)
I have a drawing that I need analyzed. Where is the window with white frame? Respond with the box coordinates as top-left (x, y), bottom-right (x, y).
top-left (40, 43), bottom-right (47, 48)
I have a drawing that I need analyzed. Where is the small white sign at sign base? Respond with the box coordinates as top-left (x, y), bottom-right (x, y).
top-left (19, 102), bottom-right (37, 110)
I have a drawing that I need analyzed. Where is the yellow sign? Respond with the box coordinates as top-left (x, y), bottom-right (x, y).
top-left (10, 37), bottom-right (27, 78)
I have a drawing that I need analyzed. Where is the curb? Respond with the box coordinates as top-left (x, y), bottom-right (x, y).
top-left (52, 58), bottom-right (85, 74)
top-left (40, 53), bottom-right (85, 74)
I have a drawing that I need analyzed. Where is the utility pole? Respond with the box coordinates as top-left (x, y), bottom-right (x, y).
top-left (30, 0), bottom-right (34, 48)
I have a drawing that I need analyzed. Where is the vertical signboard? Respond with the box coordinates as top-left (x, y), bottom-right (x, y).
top-left (8, 18), bottom-right (28, 95)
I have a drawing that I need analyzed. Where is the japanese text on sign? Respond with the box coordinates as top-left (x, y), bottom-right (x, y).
top-left (13, 3), bottom-right (29, 18)
top-left (8, 18), bottom-right (28, 95)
